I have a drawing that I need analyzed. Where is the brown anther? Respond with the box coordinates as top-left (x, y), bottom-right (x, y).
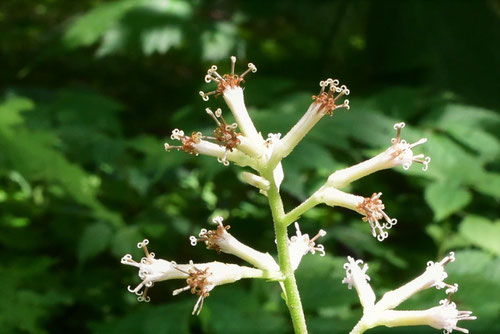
top-left (200, 224), bottom-right (231, 253)
top-left (312, 79), bottom-right (350, 115)
top-left (357, 192), bottom-right (396, 241)
top-left (186, 265), bottom-right (212, 315)
top-left (206, 108), bottom-right (241, 151)
top-left (166, 131), bottom-right (202, 155)
top-left (202, 57), bottom-right (257, 100)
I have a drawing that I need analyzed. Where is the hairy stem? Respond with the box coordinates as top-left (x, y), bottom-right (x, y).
top-left (266, 171), bottom-right (308, 334)
top-left (282, 190), bottom-right (321, 226)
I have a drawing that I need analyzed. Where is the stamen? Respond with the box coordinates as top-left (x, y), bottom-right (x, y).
top-left (189, 216), bottom-right (230, 253)
top-left (199, 90), bottom-right (217, 101)
top-left (312, 78), bottom-right (350, 115)
top-left (137, 239), bottom-right (150, 258)
top-left (200, 57), bottom-right (258, 100)
top-left (389, 122), bottom-right (431, 171)
top-left (240, 63), bottom-right (257, 78)
top-left (357, 192), bottom-right (397, 242)
top-left (205, 107), bottom-right (241, 154)
top-left (171, 262), bottom-right (213, 316)
top-left (165, 129), bottom-right (203, 155)
top-left (230, 56), bottom-right (236, 76)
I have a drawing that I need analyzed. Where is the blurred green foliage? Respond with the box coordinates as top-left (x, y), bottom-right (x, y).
top-left (0, 0), bottom-right (499, 333)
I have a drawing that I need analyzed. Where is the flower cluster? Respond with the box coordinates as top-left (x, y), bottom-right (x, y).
top-left (121, 55), bottom-right (472, 334)
top-left (288, 222), bottom-right (327, 270)
top-left (121, 238), bottom-right (281, 315)
top-left (342, 253), bottom-right (476, 334)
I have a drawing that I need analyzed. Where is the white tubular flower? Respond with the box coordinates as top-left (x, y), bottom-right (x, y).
top-left (376, 252), bottom-right (458, 311)
top-left (342, 256), bottom-right (376, 309)
top-left (327, 122), bottom-right (431, 189)
top-left (240, 171), bottom-right (270, 193)
top-left (276, 79), bottom-right (350, 161)
top-left (374, 298), bottom-right (476, 334)
top-left (288, 222), bottom-right (326, 270)
top-left (264, 133), bottom-right (284, 189)
top-left (121, 239), bottom-right (188, 302)
top-left (121, 240), bottom-right (280, 315)
top-left (172, 261), bottom-right (274, 315)
top-left (190, 216), bottom-right (280, 272)
top-left (346, 252), bottom-right (475, 334)
top-left (200, 56), bottom-right (262, 142)
top-left (164, 128), bottom-right (257, 169)
top-left (429, 298), bottom-right (476, 334)
top-left (319, 188), bottom-right (397, 242)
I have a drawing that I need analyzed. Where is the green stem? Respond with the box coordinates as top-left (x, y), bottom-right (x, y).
top-left (266, 172), bottom-right (308, 334)
top-left (282, 190), bottom-right (321, 226)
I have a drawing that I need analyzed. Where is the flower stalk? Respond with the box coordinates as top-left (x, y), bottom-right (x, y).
top-left (120, 55), bottom-right (472, 334)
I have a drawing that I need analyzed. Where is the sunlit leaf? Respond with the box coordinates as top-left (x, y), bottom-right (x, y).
top-left (424, 181), bottom-right (471, 221)
top-left (459, 215), bottom-right (500, 256)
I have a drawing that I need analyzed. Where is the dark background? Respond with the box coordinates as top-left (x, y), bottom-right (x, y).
top-left (0, 0), bottom-right (498, 333)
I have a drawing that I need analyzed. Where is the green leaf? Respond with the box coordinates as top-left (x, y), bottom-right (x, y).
top-left (111, 226), bottom-right (142, 257)
top-left (64, 0), bottom-right (140, 48)
top-left (78, 222), bottom-right (113, 262)
top-left (92, 302), bottom-right (192, 334)
top-left (201, 22), bottom-right (238, 61)
top-left (296, 255), bottom-right (358, 310)
top-left (424, 181), bottom-right (472, 221)
top-left (0, 95), bottom-right (33, 128)
top-left (445, 250), bottom-right (500, 333)
top-left (459, 216), bottom-right (500, 256)
top-left (201, 286), bottom-right (287, 334)
top-left (435, 104), bottom-right (500, 128)
top-left (473, 172), bottom-right (500, 199)
top-left (446, 124), bottom-right (500, 163)
top-left (422, 133), bottom-right (484, 183)
top-left (141, 26), bottom-right (182, 55)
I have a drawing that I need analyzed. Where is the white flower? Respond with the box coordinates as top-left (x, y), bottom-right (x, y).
top-left (199, 56), bottom-right (262, 142)
top-left (164, 128), bottom-right (257, 168)
top-left (121, 239), bottom-right (277, 314)
top-left (240, 171), bottom-right (270, 193)
top-left (327, 122), bottom-right (431, 189)
top-left (288, 222), bottom-right (326, 270)
top-left (264, 133), bottom-right (284, 189)
top-left (121, 239), bottom-right (187, 302)
top-left (376, 252), bottom-right (458, 311)
top-left (428, 298), bottom-right (477, 334)
top-left (319, 188), bottom-right (397, 241)
top-left (190, 216), bottom-right (280, 271)
top-left (357, 192), bottom-right (397, 242)
top-left (387, 122), bottom-right (431, 171)
top-left (342, 256), bottom-right (376, 308)
top-left (171, 261), bottom-right (269, 315)
top-left (276, 79), bottom-right (349, 162)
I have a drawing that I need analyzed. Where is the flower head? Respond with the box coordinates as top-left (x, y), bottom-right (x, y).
top-left (289, 222), bottom-right (326, 270)
top-left (205, 107), bottom-right (241, 152)
top-left (189, 216), bottom-right (230, 253)
top-left (424, 252), bottom-right (458, 294)
top-left (312, 78), bottom-right (350, 115)
top-left (357, 192), bottom-right (397, 241)
top-left (171, 261), bottom-right (253, 315)
top-left (199, 56), bottom-right (257, 101)
top-left (376, 252), bottom-right (459, 311)
top-left (387, 122), bottom-right (431, 171)
top-left (428, 297), bottom-right (477, 334)
top-left (172, 261), bottom-right (213, 315)
top-left (164, 129), bottom-right (202, 155)
top-left (121, 239), bottom-right (187, 302)
top-left (342, 256), bottom-right (376, 308)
